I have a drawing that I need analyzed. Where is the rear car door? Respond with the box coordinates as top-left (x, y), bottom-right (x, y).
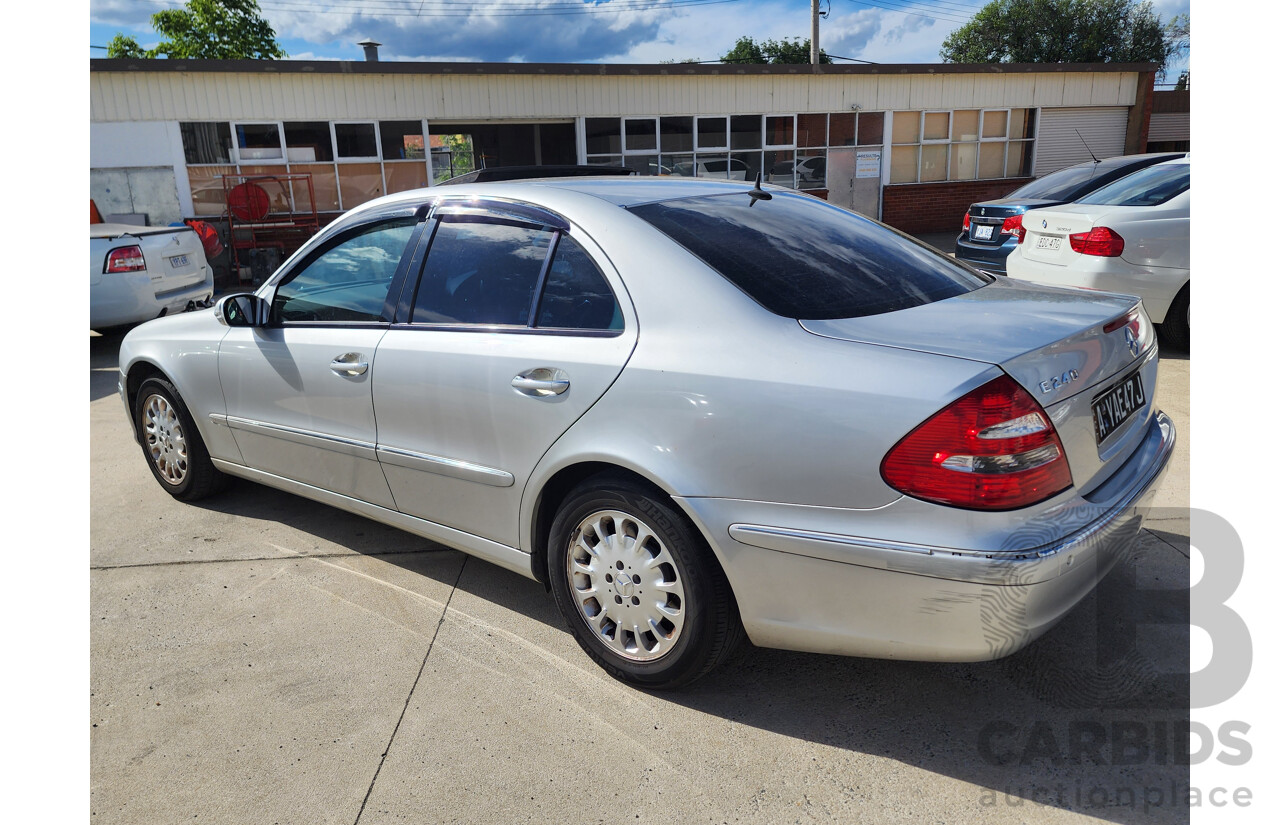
top-left (372, 200), bottom-right (638, 548)
top-left (218, 208), bottom-right (427, 508)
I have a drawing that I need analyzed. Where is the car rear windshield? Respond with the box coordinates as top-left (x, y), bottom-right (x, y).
top-left (627, 192), bottom-right (989, 320)
top-left (1006, 163), bottom-right (1109, 200)
top-left (1076, 163), bottom-right (1190, 207)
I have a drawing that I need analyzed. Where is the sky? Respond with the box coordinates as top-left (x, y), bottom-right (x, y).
top-left (89, 0), bottom-right (1190, 81)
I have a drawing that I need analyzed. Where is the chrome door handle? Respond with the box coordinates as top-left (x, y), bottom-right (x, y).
top-left (512, 368), bottom-right (569, 396)
top-left (330, 353), bottom-right (368, 376)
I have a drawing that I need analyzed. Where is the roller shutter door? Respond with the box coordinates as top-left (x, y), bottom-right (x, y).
top-left (1033, 107), bottom-right (1130, 176)
top-left (1148, 112), bottom-right (1190, 142)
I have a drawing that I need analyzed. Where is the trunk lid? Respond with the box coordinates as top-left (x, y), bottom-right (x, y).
top-left (800, 277), bottom-right (1158, 495)
top-left (93, 226), bottom-right (208, 296)
top-left (1017, 204), bottom-right (1119, 266)
top-left (963, 198), bottom-right (1057, 246)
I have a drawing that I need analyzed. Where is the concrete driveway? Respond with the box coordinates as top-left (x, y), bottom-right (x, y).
top-left (91, 331), bottom-right (1190, 825)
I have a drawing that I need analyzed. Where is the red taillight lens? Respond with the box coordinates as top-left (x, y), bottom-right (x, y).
top-left (105, 245), bottom-right (146, 273)
top-left (1069, 227), bottom-right (1125, 257)
top-left (1001, 213), bottom-right (1025, 243)
top-left (880, 374), bottom-right (1073, 511)
top-left (962, 211), bottom-right (971, 230)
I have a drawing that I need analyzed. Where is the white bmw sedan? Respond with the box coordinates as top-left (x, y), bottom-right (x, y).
top-left (1006, 156), bottom-right (1190, 349)
top-left (118, 177), bottom-right (1175, 688)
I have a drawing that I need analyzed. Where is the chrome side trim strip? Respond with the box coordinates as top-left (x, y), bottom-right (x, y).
top-left (210, 458), bottom-right (535, 580)
top-left (376, 445), bottom-right (515, 488)
top-left (728, 524), bottom-right (936, 556)
top-left (222, 415), bottom-right (378, 461)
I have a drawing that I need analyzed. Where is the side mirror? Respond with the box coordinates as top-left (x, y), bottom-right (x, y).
top-left (214, 293), bottom-right (270, 327)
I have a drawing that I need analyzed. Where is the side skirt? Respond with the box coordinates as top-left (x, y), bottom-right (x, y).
top-left (211, 458), bottom-right (536, 580)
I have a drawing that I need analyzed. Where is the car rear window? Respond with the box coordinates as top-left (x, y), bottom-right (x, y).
top-left (1006, 163), bottom-right (1107, 200)
top-left (627, 192), bottom-right (990, 320)
top-left (1076, 163), bottom-right (1190, 207)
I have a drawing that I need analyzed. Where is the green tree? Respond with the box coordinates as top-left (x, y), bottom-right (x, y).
top-left (939, 0), bottom-right (1187, 77)
top-left (721, 36), bottom-right (831, 65)
top-left (106, 0), bottom-right (286, 60)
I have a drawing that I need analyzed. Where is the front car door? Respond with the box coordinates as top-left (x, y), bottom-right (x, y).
top-left (372, 199), bottom-right (638, 548)
top-left (218, 207), bottom-right (428, 508)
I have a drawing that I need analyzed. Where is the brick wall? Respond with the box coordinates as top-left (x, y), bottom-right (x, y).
top-left (881, 178), bottom-right (1032, 234)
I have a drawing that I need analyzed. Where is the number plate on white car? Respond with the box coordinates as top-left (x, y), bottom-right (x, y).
top-left (1035, 236), bottom-right (1061, 251)
top-left (169, 254), bottom-right (190, 268)
top-left (971, 224), bottom-right (994, 241)
top-left (1092, 371), bottom-right (1146, 444)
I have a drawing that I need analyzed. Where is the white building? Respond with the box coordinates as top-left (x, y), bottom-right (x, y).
top-left (90, 57), bottom-right (1159, 236)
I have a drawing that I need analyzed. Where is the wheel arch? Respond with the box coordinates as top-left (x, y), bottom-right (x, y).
top-left (122, 360), bottom-right (172, 442)
top-left (525, 459), bottom-right (728, 593)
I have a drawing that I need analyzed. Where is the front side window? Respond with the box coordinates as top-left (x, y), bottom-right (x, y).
top-left (273, 218), bottom-right (417, 323)
top-left (629, 192), bottom-right (989, 320)
top-left (412, 219), bottom-right (554, 326)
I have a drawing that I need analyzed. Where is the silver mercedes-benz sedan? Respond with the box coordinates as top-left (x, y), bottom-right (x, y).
top-left (118, 177), bottom-right (1175, 688)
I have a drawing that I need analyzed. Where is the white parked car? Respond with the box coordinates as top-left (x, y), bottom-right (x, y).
top-left (91, 223), bottom-right (214, 331)
top-left (1006, 156), bottom-right (1190, 348)
top-left (670, 158), bottom-right (750, 180)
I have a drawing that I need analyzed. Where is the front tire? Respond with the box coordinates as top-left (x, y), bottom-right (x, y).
top-left (548, 475), bottom-right (743, 689)
top-left (134, 376), bottom-right (231, 501)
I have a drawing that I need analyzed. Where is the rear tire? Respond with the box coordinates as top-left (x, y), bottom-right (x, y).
top-left (134, 377), bottom-right (232, 501)
top-left (1158, 283), bottom-right (1190, 352)
top-left (548, 475), bottom-right (744, 689)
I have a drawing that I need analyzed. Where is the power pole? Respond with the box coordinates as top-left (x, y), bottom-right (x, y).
top-left (811, 0), bottom-right (820, 64)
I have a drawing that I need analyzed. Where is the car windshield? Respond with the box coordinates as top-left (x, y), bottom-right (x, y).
top-left (1076, 163), bottom-right (1190, 206)
top-left (1006, 163), bottom-right (1109, 200)
top-left (628, 192), bottom-right (991, 320)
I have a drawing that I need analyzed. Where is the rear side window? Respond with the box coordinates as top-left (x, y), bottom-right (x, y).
top-left (412, 218), bottom-right (553, 325)
top-left (628, 192), bottom-right (989, 320)
top-left (1077, 164), bottom-right (1189, 207)
top-left (535, 235), bottom-right (622, 331)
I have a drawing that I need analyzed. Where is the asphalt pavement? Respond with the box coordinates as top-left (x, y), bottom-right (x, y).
top-left (90, 329), bottom-right (1191, 825)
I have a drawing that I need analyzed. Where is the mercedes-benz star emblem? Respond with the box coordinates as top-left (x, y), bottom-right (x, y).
top-left (1124, 326), bottom-right (1140, 357)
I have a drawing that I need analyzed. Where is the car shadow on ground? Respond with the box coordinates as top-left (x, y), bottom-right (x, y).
top-left (187, 476), bottom-right (1190, 824)
top-left (90, 331), bottom-right (129, 403)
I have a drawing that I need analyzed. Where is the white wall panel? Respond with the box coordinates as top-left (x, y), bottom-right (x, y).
top-left (91, 68), bottom-right (1146, 124)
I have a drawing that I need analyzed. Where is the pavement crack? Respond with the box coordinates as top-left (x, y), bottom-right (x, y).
top-left (90, 547), bottom-right (452, 571)
top-left (1143, 527), bottom-right (1191, 559)
top-left (353, 554), bottom-right (468, 825)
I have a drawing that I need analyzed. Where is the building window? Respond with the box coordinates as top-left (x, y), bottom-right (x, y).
top-left (234, 123), bottom-right (283, 161)
top-left (334, 122), bottom-right (379, 160)
top-left (584, 114), bottom-right (799, 183)
top-left (778, 112), bottom-right (884, 191)
top-left (890, 109), bottom-right (1036, 184)
top-left (180, 122), bottom-right (232, 165)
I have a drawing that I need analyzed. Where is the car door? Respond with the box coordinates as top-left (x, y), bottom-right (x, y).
top-left (218, 210), bottom-right (427, 508)
top-left (372, 200), bottom-right (638, 548)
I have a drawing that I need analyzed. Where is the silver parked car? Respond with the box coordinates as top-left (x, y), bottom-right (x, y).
top-left (118, 178), bottom-right (1175, 688)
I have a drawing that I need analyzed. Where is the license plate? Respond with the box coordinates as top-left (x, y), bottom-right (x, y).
top-left (1035, 236), bottom-right (1061, 251)
top-left (1092, 371), bottom-right (1146, 444)
top-left (169, 254), bottom-right (190, 268)
top-left (971, 224), bottom-right (994, 241)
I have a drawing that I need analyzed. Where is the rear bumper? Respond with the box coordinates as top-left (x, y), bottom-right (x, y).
top-left (954, 234), bottom-right (1017, 274)
top-left (1005, 253), bottom-right (1188, 323)
top-left (679, 410), bottom-right (1176, 662)
top-left (90, 268), bottom-right (214, 329)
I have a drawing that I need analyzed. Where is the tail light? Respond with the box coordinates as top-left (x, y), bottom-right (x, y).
top-left (962, 212), bottom-right (971, 230)
top-left (881, 374), bottom-right (1073, 511)
top-left (1069, 227), bottom-right (1125, 257)
top-left (105, 245), bottom-right (146, 273)
top-left (1001, 213), bottom-right (1025, 243)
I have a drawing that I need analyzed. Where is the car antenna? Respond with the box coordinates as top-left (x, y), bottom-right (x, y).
top-left (748, 171), bottom-right (773, 207)
top-left (1075, 129), bottom-right (1100, 163)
